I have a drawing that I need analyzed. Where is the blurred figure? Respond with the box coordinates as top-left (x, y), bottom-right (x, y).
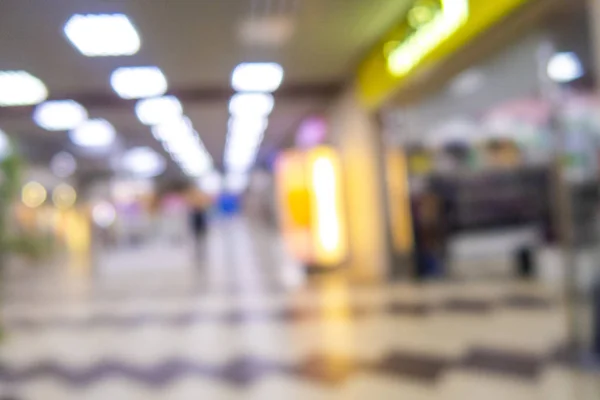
top-left (184, 185), bottom-right (213, 259)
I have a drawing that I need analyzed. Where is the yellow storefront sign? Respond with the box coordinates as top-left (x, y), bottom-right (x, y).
top-left (357, 0), bottom-right (531, 109)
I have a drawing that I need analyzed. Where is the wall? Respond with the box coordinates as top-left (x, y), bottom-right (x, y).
top-left (327, 86), bottom-right (389, 282)
top-left (590, 0), bottom-right (600, 86)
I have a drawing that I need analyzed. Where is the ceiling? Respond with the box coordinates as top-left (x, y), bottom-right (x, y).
top-left (0, 0), bottom-right (413, 182)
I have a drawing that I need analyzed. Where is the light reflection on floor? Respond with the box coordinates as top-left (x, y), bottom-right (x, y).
top-left (0, 217), bottom-right (598, 399)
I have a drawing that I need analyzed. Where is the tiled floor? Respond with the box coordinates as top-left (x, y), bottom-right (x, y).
top-left (0, 218), bottom-right (598, 399)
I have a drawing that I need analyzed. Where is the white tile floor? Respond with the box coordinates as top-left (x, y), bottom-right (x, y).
top-left (0, 218), bottom-right (598, 399)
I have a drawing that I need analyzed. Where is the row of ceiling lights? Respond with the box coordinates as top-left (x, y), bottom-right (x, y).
top-left (0, 12), bottom-right (290, 192)
top-left (0, 13), bottom-right (211, 180)
top-left (222, 63), bottom-right (284, 192)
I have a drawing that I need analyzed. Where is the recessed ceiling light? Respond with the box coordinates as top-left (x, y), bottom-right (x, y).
top-left (50, 151), bottom-right (77, 178)
top-left (69, 119), bottom-right (116, 148)
top-left (238, 16), bottom-right (295, 47)
top-left (229, 93), bottom-right (274, 117)
top-left (228, 116), bottom-right (268, 136)
top-left (122, 147), bottom-right (166, 178)
top-left (151, 116), bottom-right (193, 142)
top-left (33, 100), bottom-right (88, 131)
top-left (547, 52), bottom-right (583, 83)
top-left (110, 66), bottom-right (167, 99)
top-left (135, 96), bottom-right (182, 125)
top-left (64, 13), bottom-right (140, 57)
top-left (0, 71), bottom-right (48, 107)
top-left (231, 62), bottom-right (284, 92)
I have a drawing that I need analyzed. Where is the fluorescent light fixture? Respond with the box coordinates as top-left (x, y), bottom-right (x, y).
top-left (151, 116), bottom-right (193, 141)
top-left (64, 13), bottom-right (140, 56)
top-left (135, 96), bottom-right (182, 125)
top-left (228, 116), bottom-right (268, 136)
top-left (229, 93), bottom-right (274, 117)
top-left (69, 119), bottom-right (116, 148)
top-left (33, 100), bottom-right (87, 131)
top-left (110, 66), bottom-right (167, 99)
top-left (50, 152), bottom-right (77, 178)
top-left (122, 147), bottom-right (166, 178)
top-left (387, 0), bottom-right (469, 76)
top-left (231, 62), bottom-right (284, 92)
top-left (0, 129), bottom-right (10, 160)
top-left (547, 52), bottom-right (583, 83)
top-left (0, 71), bottom-right (48, 106)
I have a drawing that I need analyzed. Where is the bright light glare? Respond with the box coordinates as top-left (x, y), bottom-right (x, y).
top-left (92, 201), bottom-right (116, 227)
top-left (228, 116), bottom-right (268, 136)
top-left (34, 100), bottom-right (88, 131)
top-left (69, 119), bottom-right (116, 148)
top-left (52, 183), bottom-right (77, 210)
top-left (0, 129), bottom-right (10, 160)
top-left (200, 170), bottom-right (222, 195)
top-left (0, 71), bottom-right (48, 107)
top-left (151, 116), bottom-right (193, 142)
top-left (110, 66), bottom-right (167, 99)
top-left (50, 152), bottom-right (77, 178)
top-left (387, 0), bottom-right (469, 76)
top-left (231, 62), bottom-right (284, 92)
top-left (225, 173), bottom-right (249, 194)
top-left (312, 157), bottom-right (340, 252)
top-left (150, 115), bottom-right (213, 177)
top-left (22, 181), bottom-right (47, 208)
top-left (136, 96), bottom-right (183, 125)
top-left (229, 93), bottom-right (274, 117)
top-left (547, 52), bottom-right (583, 83)
top-left (122, 147), bottom-right (166, 178)
top-left (64, 14), bottom-right (140, 56)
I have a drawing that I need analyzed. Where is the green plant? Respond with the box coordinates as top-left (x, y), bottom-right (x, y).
top-left (0, 151), bottom-right (47, 266)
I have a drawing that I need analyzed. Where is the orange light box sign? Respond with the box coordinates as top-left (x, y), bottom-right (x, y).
top-left (275, 146), bottom-right (347, 267)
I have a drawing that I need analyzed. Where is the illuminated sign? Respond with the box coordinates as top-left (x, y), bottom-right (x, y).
top-left (275, 147), bottom-right (347, 267)
top-left (387, 0), bottom-right (470, 76)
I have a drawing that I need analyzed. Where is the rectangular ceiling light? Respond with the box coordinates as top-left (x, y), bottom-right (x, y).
top-left (64, 14), bottom-right (140, 57)
top-left (69, 119), bottom-right (116, 148)
top-left (34, 100), bottom-right (88, 131)
top-left (110, 66), bottom-right (167, 99)
top-left (136, 96), bottom-right (182, 125)
top-left (151, 116), bottom-right (193, 142)
top-left (229, 93), bottom-right (274, 117)
top-left (0, 71), bottom-right (48, 107)
top-left (231, 62), bottom-right (284, 92)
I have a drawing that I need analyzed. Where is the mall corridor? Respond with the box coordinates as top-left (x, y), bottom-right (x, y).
top-left (2, 0), bottom-right (600, 398)
top-left (0, 220), bottom-right (596, 399)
